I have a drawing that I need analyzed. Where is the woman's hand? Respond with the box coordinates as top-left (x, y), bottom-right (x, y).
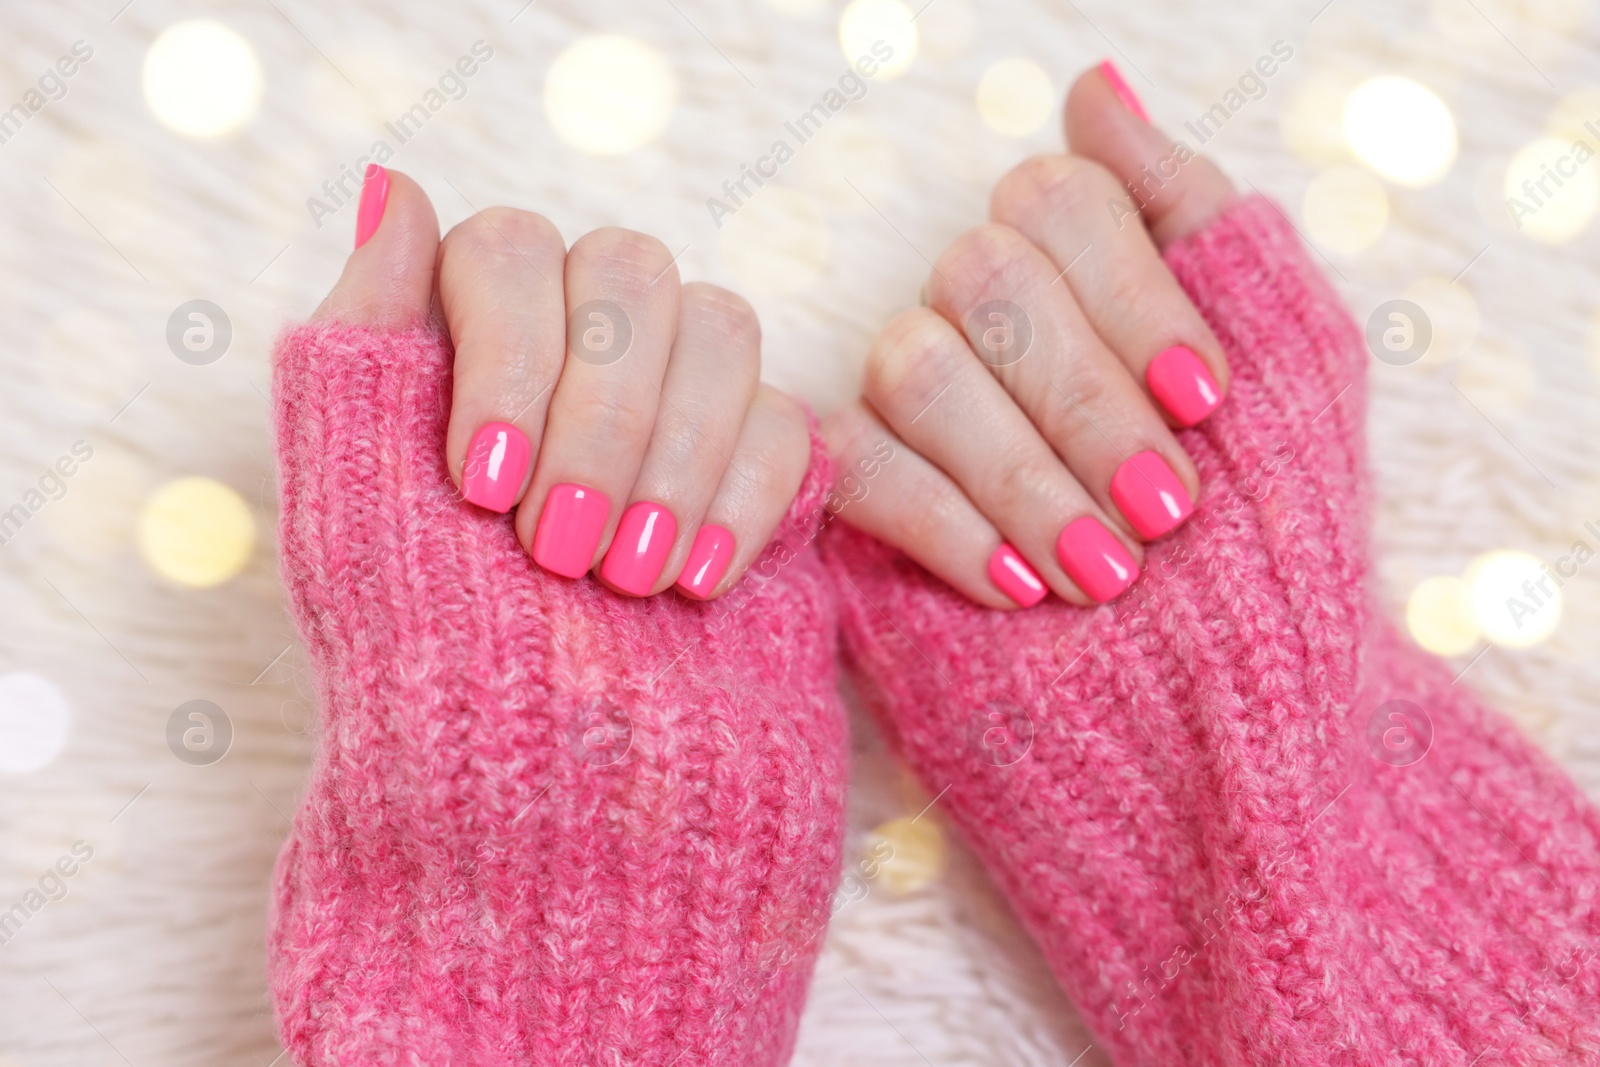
top-left (823, 61), bottom-right (1240, 608)
top-left (312, 172), bottom-right (810, 601)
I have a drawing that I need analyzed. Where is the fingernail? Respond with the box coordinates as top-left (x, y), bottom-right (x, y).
top-left (354, 164), bottom-right (389, 249)
top-left (987, 543), bottom-right (1047, 608)
top-left (599, 501), bottom-right (677, 596)
top-left (461, 422), bottom-right (531, 514)
top-left (1147, 345), bottom-right (1223, 427)
top-left (675, 524), bottom-right (736, 600)
top-left (1111, 451), bottom-right (1194, 539)
top-left (532, 483), bottom-right (611, 579)
top-left (1056, 517), bottom-right (1139, 603)
top-left (1099, 59), bottom-right (1149, 122)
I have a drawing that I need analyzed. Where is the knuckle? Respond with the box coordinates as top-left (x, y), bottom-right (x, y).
top-left (991, 449), bottom-right (1060, 516)
top-left (991, 154), bottom-right (1123, 226)
top-left (444, 206), bottom-right (561, 262)
top-left (650, 414), bottom-right (708, 473)
top-left (575, 388), bottom-right (656, 446)
top-left (1051, 358), bottom-right (1114, 413)
top-left (897, 472), bottom-right (966, 549)
top-left (933, 223), bottom-right (1035, 303)
top-left (1099, 266), bottom-right (1152, 314)
top-left (571, 227), bottom-right (675, 285)
top-left (1035, 364), bottom-right (1114, 446)
top-left (680, 282), bottom-right (761, 353)
top-left (863, 308), bottom-right (964, 414)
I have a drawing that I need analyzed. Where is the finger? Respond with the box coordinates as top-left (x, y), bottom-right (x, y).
top-left (437, 208), bottom-right (567, 513)
top-left (597, 283), bottom-right (760, 597)
top-left (676, 386), bottom-right (810, 601)
top-left (990, 153), bottom-right (1229, 427)
top-left (515, 228), bottom-right (680, 579)
top-left (1064, 61), bottom-right (1239, 248)
top-left (861, 307), bottom-right (1139, 606)
top-left (313, 166), bottom-right (439, 327)
top-left (820, 400), bottom-right (1044, 611)
top-left (925, 225), bottom-right (1199, 546)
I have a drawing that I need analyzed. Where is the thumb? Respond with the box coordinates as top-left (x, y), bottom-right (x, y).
top-left (1064, 62), bottom-right (1239, 250)
top-left (313, 166), bottom-right (440, 327)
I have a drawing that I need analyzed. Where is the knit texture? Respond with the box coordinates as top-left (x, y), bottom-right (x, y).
top-left (822, 196), bottom-right (1600, 1066)
top-left (267, 320), bottom-right (848, 1065)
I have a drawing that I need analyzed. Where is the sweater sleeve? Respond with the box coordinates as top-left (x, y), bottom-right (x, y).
top-left (822, 195), bottom-right (1600, 1066)
top-left (268, 318), bottom-right (849, 1066)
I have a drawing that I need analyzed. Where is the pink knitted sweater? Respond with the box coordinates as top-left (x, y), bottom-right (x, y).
top-left (268, 196), bottom-right (1600, 1065)
top-left (823, 197), bottom-right (1600, 1065)
top-left (268, 321), bottom-right (848, 1064)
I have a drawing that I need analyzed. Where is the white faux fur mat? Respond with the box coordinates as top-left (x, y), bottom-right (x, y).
top-left (3, 0), bottom-right (1600, 1064)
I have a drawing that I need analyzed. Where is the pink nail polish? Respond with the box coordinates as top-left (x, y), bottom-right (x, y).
top-left (354, 164), bottom-right (389, 249)
top-left (1099, 59), bottom-right (1149, 122)
top-left (532, 483), bottom-right (611, 579)
top-left (461, 422), bottom-right (531, 514)
top-left (987, 543), bottom-right (1047, 608)
top-left (1111, 451), bottom-right (1194, 540)
top-left (675, 524), bottom-right (735, 600)
top-left (599, 501), bottom-right (677, 596)
top-left (1147, 345), bottom-right (1223, 427)
top-left (1056, 516), bottom-right (1139, 603)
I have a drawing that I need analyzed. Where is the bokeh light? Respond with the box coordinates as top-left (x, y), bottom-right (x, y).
top-left (544, 35), bottom-right (678, 155)
top-left (143, 20), bottom-right (263, 137)
top-left (1303, 165), bottom-right (1389, 253)
top-left (1503, 137), bottom-right (1599, 243)
top-left (1467, 549), bottom-right (1561, 648)
top-left (138, 477), bottom-right (256, 588)
top-left (868, 816), bottom-right (946, 895)
top-left (718, 187), bottom-right (831, 295)
top-left (839, 0), bottom-right (918, 80)
top-left (1406, 575), bottom-right (1481, 656)
top-left (0, 672), bottom-right (72, 774)
top-left (976, 58), bottom-right (1054, 137)
top-left (1343, 76), bottom-right (1457, 187)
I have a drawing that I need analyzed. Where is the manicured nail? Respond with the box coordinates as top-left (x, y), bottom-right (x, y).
top-left (1111, 451), bottom-right (1194, 540)
top-left (354, 163), bottom-right (389, 249)
top-left (1147, 345), bottom-right (1223, 427)
top-left (1099, 59), bottom-right (1149, 122)
top-left (987, 543), bottom-right (1047, 608)
top-left (532, 483), bottom-right (610, 579)
top-left (675, 524), bottom-right (735, 600)
top-left (461, 422), bottom-right (531, 514)
top-left (1056, 516), bottom-right (1139, 603)
top-left (599, 501), bottom-right (677, 596)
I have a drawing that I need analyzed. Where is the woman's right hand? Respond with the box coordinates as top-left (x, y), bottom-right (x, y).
top-left (823, 61), bottom-right (1241, 609)
top-left (313, 169), bottom-right (812, 602)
